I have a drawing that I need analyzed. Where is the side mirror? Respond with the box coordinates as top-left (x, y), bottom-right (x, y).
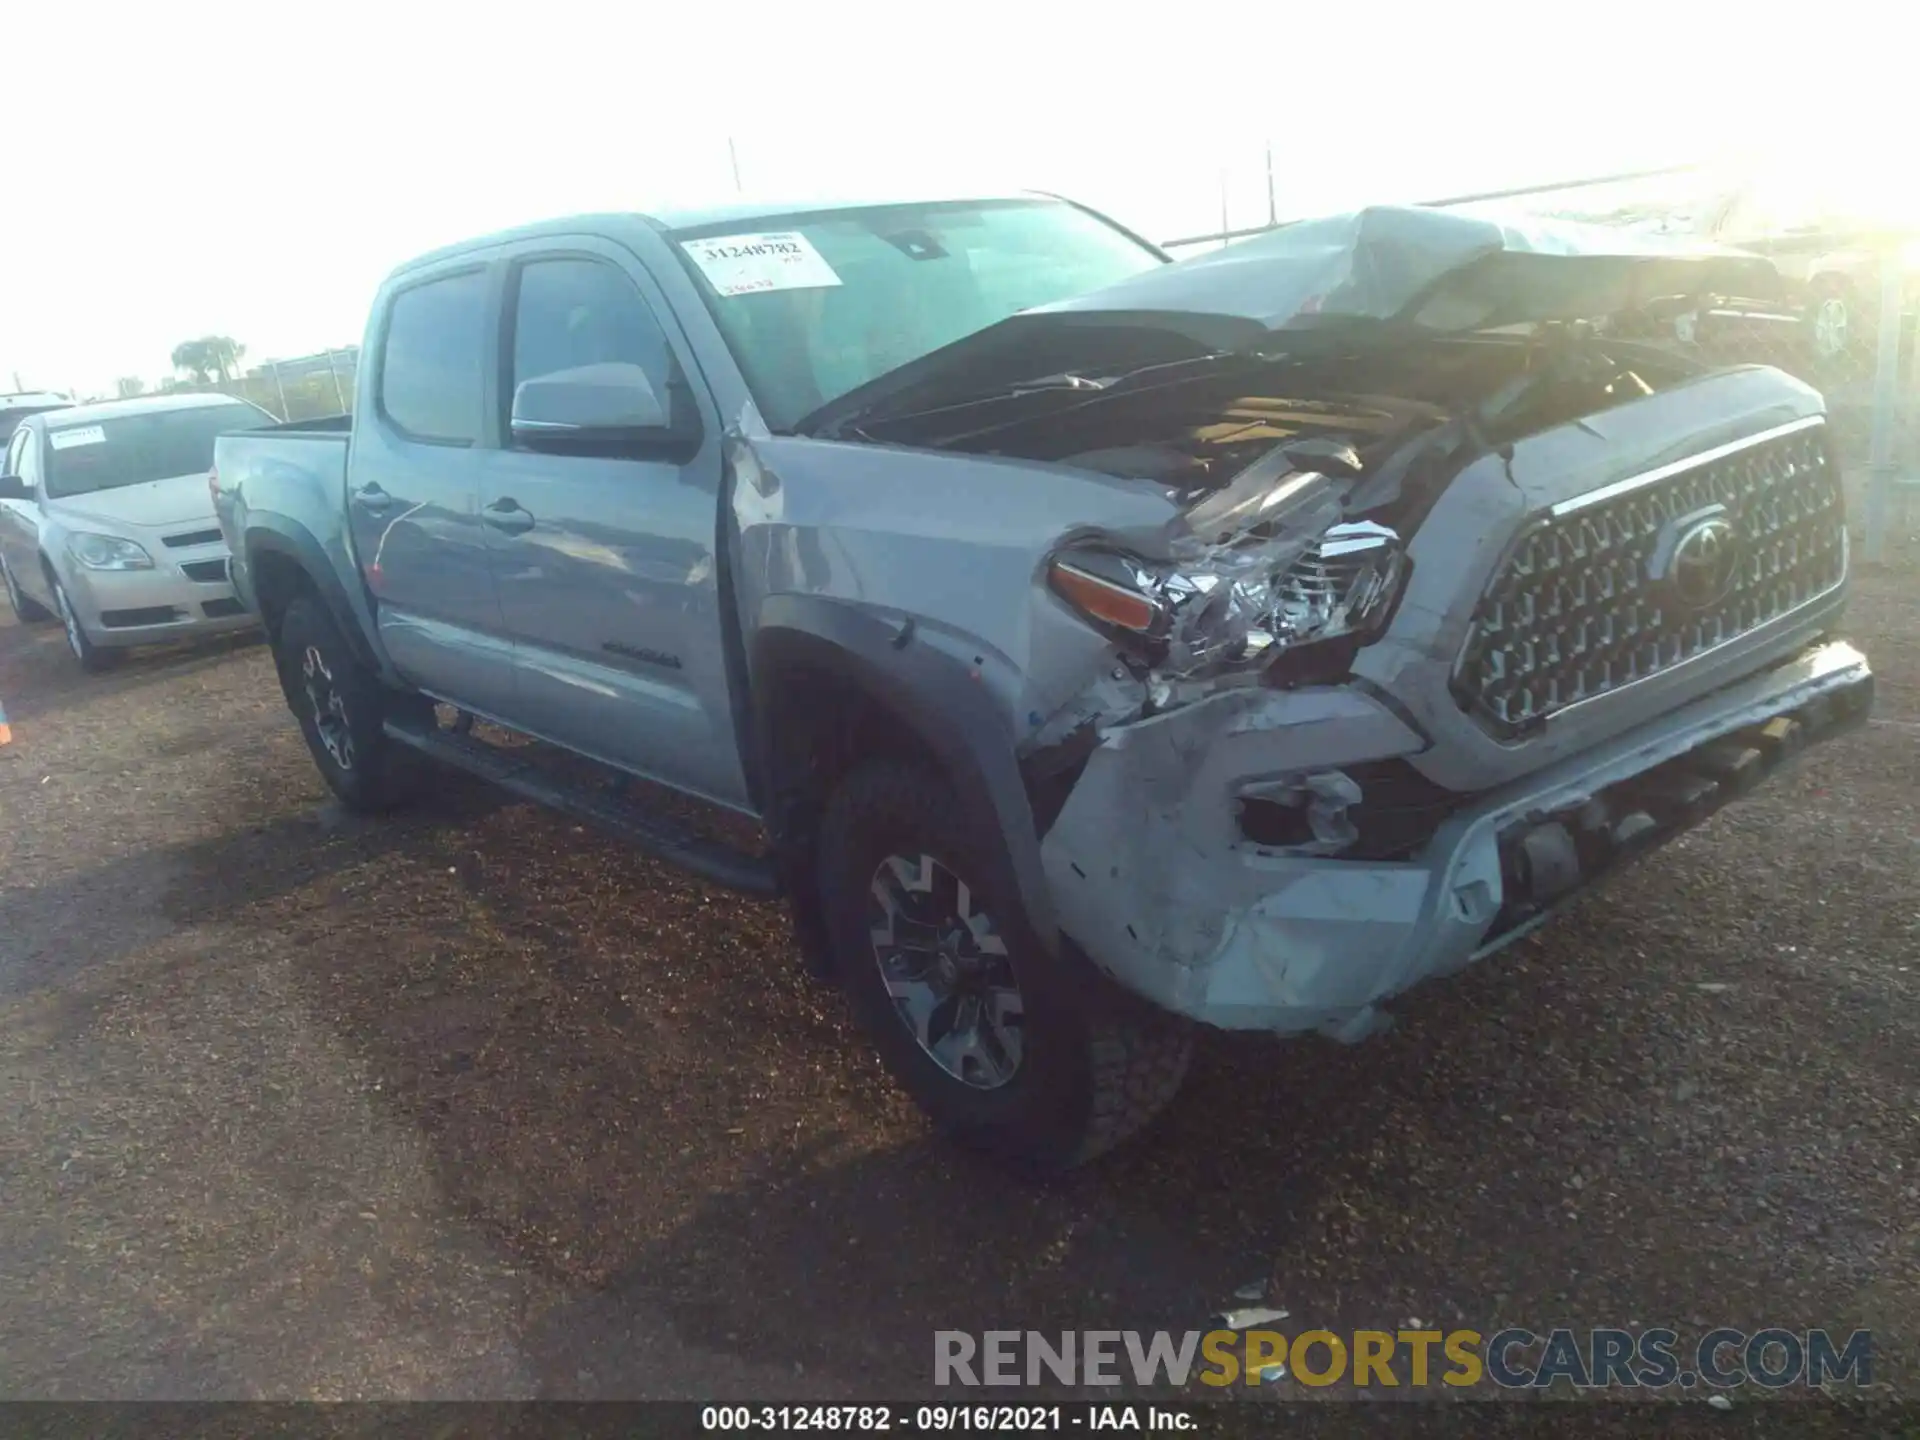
top-left (0, 474), bottom-right (29, 501)
top-left (510, 363), bottom-right (699, 460)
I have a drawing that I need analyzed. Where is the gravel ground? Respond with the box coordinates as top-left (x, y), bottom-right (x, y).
top-left (0, 549), bottom-right (1914, 1406)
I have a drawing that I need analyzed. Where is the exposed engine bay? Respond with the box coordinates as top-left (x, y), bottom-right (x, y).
top-left (933, 326), bottom-right (1701, 513)
top-left (934, 325), bottom-right (1703, 689)
top-left (941, 326), bottom-right (1716, 814)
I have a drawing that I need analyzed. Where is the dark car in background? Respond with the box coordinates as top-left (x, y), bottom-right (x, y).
top-left (0, 390), bottom-right (73, 448)
top-left (1593, 180), bottom-right (1918, 382)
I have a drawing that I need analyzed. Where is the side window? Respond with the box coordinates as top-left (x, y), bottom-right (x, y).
top-left (378, 269), bottom-right (489, 445)
top-left (509, 258), bottom-right (677, 446)
top-left (13, 431), bottom-right (40, 490)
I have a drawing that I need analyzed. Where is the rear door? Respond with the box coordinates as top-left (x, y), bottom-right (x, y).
top-left (349, 262), bottom-right (517, 717)
top-left (474, 240), bottom-right (749, 810)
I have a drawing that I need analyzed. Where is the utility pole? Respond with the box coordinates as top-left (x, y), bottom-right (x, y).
top-left (323, 349), bottom-right (347, 412)
top-left (1266, 141), bottom-right (1277, 227)
top-left (728, 137), bottom-right (743, 194)
top-left (1863, 246), bottom-right (1904, 566)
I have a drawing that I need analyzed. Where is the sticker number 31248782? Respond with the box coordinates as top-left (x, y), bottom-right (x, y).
top-left (680, 231), bottom-right (843, 297)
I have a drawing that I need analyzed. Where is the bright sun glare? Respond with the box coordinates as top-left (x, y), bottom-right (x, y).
top-left (2, 0), bottom-right (1911, 396)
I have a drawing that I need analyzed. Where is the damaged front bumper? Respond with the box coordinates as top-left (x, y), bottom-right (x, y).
top-left (1039, 639), bottom-right (1873, 1039)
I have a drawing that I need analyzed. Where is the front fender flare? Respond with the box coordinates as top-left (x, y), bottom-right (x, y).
top-left (750, 594), bottom-right (1059, 955)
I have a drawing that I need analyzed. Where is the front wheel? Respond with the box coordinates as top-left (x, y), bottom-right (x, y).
top-left (51, 577), bottom-right (114, 672)
top-left (817, 759), bottom-right (1192, 1173)
top-left (275, 594), bottom-right (421, 812)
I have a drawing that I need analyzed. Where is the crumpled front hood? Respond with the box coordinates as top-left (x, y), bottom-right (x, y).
top-left (1035, 203), bottom-right (1781, 335)
top-left (806, 204), bottom-right (1781, 437)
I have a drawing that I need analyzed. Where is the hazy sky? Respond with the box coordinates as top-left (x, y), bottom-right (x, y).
top-left (4, 0), bottom-right (1904, 396)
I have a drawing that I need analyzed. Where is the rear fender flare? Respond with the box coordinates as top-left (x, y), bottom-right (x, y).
top-left (244, 519), bottom-right (387, 676)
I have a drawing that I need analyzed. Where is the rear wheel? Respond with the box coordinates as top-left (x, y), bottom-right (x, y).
top-left (817, 759), bottom-right (1192, 1173)
top-left (276, 594), bottom-right (421, 811)
top-left (51, 577), bottom-right (114, 672)
top-left (1, 555), bottom-right (52, 623)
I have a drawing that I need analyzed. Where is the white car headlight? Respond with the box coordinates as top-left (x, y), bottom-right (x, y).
top-left (67, 532), bottom-right (154, 571)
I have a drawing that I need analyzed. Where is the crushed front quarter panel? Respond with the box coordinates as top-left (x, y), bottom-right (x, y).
top-left (1041, 637), bottom-right (1870, 1036)
top-left (728, 433), bottom-right (1181, 743)
top-left (1038, 684), bottom-right (1430, 1031)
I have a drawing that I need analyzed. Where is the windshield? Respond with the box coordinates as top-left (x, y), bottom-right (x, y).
top-left (45, 403), bottom-right (275, 499)
top-left (671, 198), bottom-right (1165, 431)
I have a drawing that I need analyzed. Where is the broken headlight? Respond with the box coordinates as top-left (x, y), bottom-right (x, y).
top-left (1048, 519), bottom-right (1407, 683)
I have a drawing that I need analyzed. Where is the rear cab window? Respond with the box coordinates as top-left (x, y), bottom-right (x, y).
top-left (378, 269), bottom-right (491, 445)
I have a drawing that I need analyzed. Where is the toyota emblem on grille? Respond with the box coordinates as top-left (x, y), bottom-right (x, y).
top-left (1668, 515), bottom-right (1743, 609)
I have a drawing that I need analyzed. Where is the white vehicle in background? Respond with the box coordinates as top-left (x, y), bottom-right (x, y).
top-left (0, 393), bottom-right (279, 670)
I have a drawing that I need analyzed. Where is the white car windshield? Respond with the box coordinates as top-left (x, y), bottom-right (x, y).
top-left (44, 404), bottom-right (274, 499)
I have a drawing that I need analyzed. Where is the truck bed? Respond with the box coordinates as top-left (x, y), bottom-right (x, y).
top-left (211, 422), bottom-right (355, 624)
top-left (252, 412), bottom-right (352, 435)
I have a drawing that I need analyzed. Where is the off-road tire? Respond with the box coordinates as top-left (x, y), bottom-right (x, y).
top-left (1, 555), bottom-right (52, 623)
top-left (817, 758), bottom-right (1192, 1173)
top-left (276, 594), bottom-right (422, 812)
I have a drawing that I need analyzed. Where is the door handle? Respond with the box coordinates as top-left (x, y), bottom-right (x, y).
top-left (352, 482), bottom-right (391, 514)
top-left (483, 497), bottom-right (536, 535)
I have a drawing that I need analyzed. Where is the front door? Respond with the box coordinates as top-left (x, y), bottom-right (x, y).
top-left (475, 244), bottom-right (748, 810)
top-left (0, 426), bottom-right (48, 609)
top-left (349, 262), bottom-right (516, 718)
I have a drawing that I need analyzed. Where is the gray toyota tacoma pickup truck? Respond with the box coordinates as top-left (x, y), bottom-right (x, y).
top-left (213, 194), bottom-right (1873, 1171)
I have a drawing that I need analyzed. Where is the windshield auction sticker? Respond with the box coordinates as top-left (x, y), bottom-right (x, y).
top-left (680, 232), bottom-right (843, 297)
top-left (47, 425), bottom-right (107, 450)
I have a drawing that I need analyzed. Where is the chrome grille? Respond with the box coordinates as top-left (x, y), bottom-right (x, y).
top-left (1455, 417), bottom-right (1845, 732)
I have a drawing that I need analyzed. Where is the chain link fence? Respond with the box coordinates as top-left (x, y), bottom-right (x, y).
top-left (194, 347), bottom-right (358, 425)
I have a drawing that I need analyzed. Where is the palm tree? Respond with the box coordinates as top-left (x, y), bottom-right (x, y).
top-left (169, 336), bottom-right (248, 386)
top-left (205, 336), bottom-right (246, 384)
top-left (171, 340), bottom-right (214, 385)
top-left (114, 376), bottom-right (147, 398)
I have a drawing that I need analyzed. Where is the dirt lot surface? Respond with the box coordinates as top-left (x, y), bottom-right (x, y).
top-left (1, 554), bottom-right (1915, 1406)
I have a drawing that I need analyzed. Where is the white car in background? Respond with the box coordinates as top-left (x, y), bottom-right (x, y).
top-left (0, 393), bottom-right (279, 670)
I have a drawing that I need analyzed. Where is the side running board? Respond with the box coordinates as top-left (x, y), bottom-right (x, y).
top-left (383, 717), bottom-right (779, 898)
